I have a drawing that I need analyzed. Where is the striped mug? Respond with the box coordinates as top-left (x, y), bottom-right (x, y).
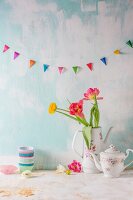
top-left (18, 146), bottom-right (34, 172)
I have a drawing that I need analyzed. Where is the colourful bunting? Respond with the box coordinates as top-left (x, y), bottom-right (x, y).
top-left (86, 63), bottom-right (93, 71)
top-left (100, 57), bottom-right (107, 65)
top-left (72, 66), bottom-right (79, 74)
top-left (29, 60), bottom-right (36, 68)
top-left (58, 67), bottom-right (64, 74)
top-left (0, 40), bottom-right (131, 73)
top-left (126, 40), bottom-right (133, 48)
top-left (3, 44), bottom-right (10, 53)
top-left (43, 64), bottom-right (49, 72)
top-left (114, 50), bottom-right (120, 55)
top-left (14, 52), bottom-right (20, 59)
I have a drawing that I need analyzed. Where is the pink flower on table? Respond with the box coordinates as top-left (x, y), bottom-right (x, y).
top-left (68, 160), bottom-right (82, 173)
top-left (83, 88), bottom-right (103, 100)
top-left (69, 100), bottom-right (85, 118)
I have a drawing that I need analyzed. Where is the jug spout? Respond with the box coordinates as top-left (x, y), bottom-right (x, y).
top-left (89, 152), bottom-right (102, 172)
top-left (103, 127), bottom-right (113, 145)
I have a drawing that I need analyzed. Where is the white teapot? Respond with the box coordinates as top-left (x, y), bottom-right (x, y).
top-left (89, 144), bottom-right (133, 178)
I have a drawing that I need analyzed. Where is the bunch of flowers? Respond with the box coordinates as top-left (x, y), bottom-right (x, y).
top-left (49, 88), bottom-right (103, 149)
top-left (56, 160), bottom-right (82, 175)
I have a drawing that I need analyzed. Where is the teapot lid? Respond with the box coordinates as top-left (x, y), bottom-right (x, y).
top-left (101, 144), bottom-right (125, 158)
top-left (105, 144), bottom-right (121, 154)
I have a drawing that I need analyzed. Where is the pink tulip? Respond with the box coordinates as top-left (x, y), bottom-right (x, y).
top-left (84, 88), bottom-right (103, 100)
top-left (93, 88), bottom-right (100, 96)
top-left (69, 100), bottom-right (85, 118)
top-left (68, 160), bottom-right (82, 173)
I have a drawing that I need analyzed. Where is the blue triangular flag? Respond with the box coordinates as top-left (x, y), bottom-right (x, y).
top-left (43, 64), bottom-right (49, 72)
top-left (100, 57), bottom-right (107, 65)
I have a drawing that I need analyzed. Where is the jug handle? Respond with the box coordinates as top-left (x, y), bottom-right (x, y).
top-left (124, 149), bottom-right (133, 169)
top-left (72, 130), bottom-right (84, 158)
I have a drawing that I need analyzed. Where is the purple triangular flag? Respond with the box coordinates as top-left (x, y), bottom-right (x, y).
top-left (100, 57), bottom-right (107, 65)
top-left (14, 52), bottom-right (20, 59)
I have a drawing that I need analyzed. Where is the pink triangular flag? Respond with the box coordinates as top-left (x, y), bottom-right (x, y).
top-left (58, 67), bottom-right (64, 74)
top-left (3, 45), bottom-right (10, 53)
top-left (14, 52), bottom-right (20, 59)
top-left (86, 63), bottom-right (93, 71)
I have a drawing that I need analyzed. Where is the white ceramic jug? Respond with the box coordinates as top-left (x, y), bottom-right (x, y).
top-left (72, 127), bottom-right (113, 173)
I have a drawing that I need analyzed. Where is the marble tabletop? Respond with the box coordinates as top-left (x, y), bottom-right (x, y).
top-left (0, 170), bottom-right (133, 200)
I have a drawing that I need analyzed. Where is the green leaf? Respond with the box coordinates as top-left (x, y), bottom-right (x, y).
top-left (92, 100), bottom-right (100, 128)
top-left (82, 126), bottom-right (92, 149)
top-left (90, 106), bottom-right (95, 127)
top-left (93, 107), bottom-right (98, 127)
top-left (76, 116), bottom-right (89, 126)
top-left (95, 108), bottom-right (100, 127)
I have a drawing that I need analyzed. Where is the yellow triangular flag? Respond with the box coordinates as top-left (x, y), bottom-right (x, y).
top-left (114, 50), bottom-right (120, 55)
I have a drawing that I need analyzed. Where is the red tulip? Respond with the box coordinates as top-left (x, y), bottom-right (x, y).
top-left (69, 100), bottom-right (84, 118)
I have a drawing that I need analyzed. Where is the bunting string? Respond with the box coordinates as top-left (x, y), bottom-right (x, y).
top-left (0, 39), bottom-right (133, 75)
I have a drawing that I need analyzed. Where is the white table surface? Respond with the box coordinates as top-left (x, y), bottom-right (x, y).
top-left (0, 170), bottom-right (133, 200)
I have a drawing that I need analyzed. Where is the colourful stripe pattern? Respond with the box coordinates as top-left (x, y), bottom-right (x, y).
top-left (18, 146), bottom-right (34, 172)
top-left (19, 163), bottom-right (34, 167)
top-left (19, 153), bottom-right (34, 157)
top-left (19, 158), bottom-right (34, 164)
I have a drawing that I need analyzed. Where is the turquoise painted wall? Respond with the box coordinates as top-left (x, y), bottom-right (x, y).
top-left (0, 0), bottom-right (133, 168)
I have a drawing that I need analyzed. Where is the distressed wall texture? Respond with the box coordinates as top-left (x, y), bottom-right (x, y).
top-left (0, 0), bottom-right (133, 168)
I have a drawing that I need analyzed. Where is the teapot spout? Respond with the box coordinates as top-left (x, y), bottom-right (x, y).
top-left (103, 127), bottom-right (113, 145)
top-left (89, 152), bottom-right (102, 172)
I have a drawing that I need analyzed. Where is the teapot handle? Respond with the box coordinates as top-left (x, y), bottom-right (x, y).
top-left (72, 130), bottom-right (84, 158)
top-left (124, 149), bottom-right (133, 169)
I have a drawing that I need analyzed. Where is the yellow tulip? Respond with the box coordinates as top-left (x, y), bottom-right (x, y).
top-left (48, 103), bottom-right (57, 114)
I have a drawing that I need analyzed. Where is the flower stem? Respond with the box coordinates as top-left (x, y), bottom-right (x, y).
top-left (56, 111), bottom-right (79, 122)
top-left (57, 108), bottom-right (69, 112)
top-left (56, 111), bottom-right (88, 126)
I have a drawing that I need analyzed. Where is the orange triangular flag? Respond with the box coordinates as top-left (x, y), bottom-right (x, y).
top-left (29, 60), bottom-right (36, 68)
top-left (114, 50), bottom-right (120, 55)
